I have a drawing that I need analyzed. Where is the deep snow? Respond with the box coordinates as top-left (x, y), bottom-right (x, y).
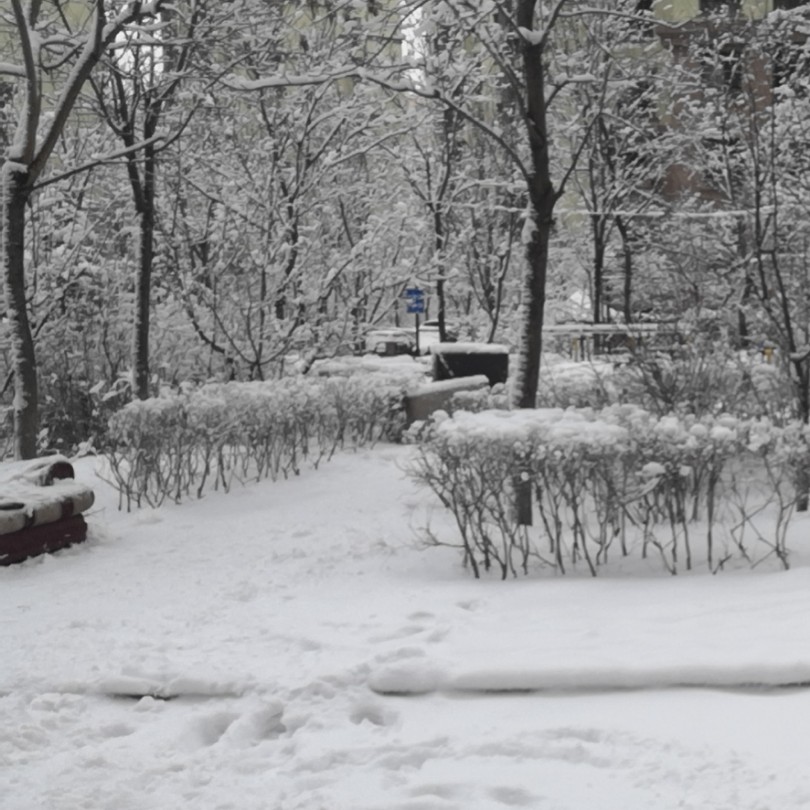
top-left (2, 443), bottom-right (810, 809)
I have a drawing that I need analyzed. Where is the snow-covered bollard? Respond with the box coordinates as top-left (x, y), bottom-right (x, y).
top-left (0, 456), bottom-right (95, 566)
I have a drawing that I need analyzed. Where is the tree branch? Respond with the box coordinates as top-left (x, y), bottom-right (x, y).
top-left (30, 0), bottom-right (167, 182)
top-left (9, 0), bottom-right (40, 164)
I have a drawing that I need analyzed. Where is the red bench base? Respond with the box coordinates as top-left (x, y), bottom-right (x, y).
top-left (0, 514), bottom-right (88, 566)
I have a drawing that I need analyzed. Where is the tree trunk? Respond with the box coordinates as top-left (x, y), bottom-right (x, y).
top-left (794, 359), bottom-right (810, 512)
top-left (616, 215), bottom-right (634, 324)
top-left (510, 0), bottom-right (560, 527)
top-left (434, 207), bottom-right (448, 342)
top-left (1, 163), bottom-right (39, 458)
top-left (514, 199), bottom-right (553, 409)
top-left (512, 0), bottom-right (556, 410)
top-left (592, 212), bottom-right (605, 326)
top-left (3, 0), bottom-right (169, 447)
top-left (132, 147), bottom-right (156, 400)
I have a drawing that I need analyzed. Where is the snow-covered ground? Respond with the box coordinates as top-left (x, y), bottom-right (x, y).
top-left (3, 443), bottom-right (810, 809)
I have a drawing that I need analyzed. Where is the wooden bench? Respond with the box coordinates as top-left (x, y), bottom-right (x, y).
top-left (0, 456), bottom-right (95, 566)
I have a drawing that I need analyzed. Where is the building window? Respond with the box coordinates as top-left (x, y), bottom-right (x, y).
top-left (697, 36), bottom-right (746, 94)
top-left (700, 0), bottom-right (742, 14)
top-left (719, 44), bottom-right (744, 92)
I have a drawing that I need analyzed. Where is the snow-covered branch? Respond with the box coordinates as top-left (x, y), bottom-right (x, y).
top-left (0, 62), bottom-right (26, 78)
top-left (223, 66), bottom-right (378, 91)
top-left (29, 0), bottom-right (168, 182)
top-left (359, 71), bottom-right (531, 186)
top-left (30, 132), bottom-right (168, 191)
top-left (9, 0), bottom-right (41, 164)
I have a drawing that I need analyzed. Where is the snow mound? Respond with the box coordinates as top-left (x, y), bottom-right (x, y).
top-left (368, 661), bottom-right (447, 695)
top-left (83, 672), bottom-right (252, 700)
top-left (369, 661), bottom-right (810, 695)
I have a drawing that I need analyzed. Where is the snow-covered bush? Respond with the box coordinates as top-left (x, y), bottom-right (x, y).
top-left (729, 417), bottom-right (810, 567)
top-left (536, 360), bottom-right (618, 409)
top-left (447, 382), bottom-right (510, 414)
top-left (408, 406), bottom-right (802, 577)
top-left (612, 348), bottom-right (795, 420)
top-left (104, 376), bottom-right (407, 509)
top-left (536, 348), bottom-right (796, 422)
top-left (407, 409), bottom-right (547, 579)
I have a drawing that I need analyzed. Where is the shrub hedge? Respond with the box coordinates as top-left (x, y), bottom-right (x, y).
top-left (103, 376), bottom-right (409, 510)
top-left (407, 406), bottom-right (808, 578)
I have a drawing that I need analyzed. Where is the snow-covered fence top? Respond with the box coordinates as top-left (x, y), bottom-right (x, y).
top-left (407, 375), bottom-right (491, 399)
top-left (404, 376), bottom-right (491, 426)
top-left (429, 342), bottom-right (510, 355)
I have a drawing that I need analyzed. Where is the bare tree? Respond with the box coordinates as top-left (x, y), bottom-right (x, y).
top-left (337, 0), bottom-right (608, 405)
top-left (87, 1), bottom-right (231, 399)
top-left (1, 0), bottom-right (167, 457)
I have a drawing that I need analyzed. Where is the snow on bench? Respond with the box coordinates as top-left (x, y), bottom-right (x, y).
top-left (0, 456), bottom-right (95, 566)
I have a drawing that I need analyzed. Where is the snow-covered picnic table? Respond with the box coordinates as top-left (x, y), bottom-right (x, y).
top-left (0, 456), bottom-right (94, 565)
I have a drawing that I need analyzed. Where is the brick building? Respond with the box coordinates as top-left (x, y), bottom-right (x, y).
top-left (647, 0), bottom-right (809, 199)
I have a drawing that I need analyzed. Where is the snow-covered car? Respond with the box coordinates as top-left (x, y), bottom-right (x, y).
top-left (364, 328), bottom-right (415, 356)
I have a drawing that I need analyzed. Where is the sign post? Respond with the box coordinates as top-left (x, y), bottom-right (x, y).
top-left (405, 287), bottom-right (425, 354)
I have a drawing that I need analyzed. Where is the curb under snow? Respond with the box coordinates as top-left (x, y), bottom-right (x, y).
top-left (367, 661), bottom-right (810, 695)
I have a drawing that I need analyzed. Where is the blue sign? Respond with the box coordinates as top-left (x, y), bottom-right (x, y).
top-left (405, 286), bottom-right (425, 313)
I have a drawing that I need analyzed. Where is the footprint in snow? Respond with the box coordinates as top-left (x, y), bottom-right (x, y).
top-left (389, 797), bottom-right (459, 810)
top-left (409, 782), bottom-right (461, 800)
top-left (349, 697), bottom-right (398, 727)
top-left (191, 701), bottom-right (285, 748)
top-left (98, 722), bottom-right (136, 739)
top-left (221, 702), bottom-right (286, 746)
top-left (488, 785), bottom-right (541, 806)
top-left (370, 613), bottom-right (449, 644)
top-left (368, 624), bottom-right (427, 643)
top-left (193, 710), bottom-right (239, 747)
